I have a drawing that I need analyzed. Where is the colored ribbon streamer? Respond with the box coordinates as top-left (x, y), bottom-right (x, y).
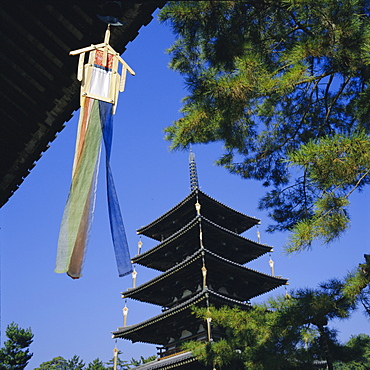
top-left (55, 98), bottom-right (101, 278)
top-left (55, 98), bottom-right (132, 278)
top-left (99, 100), bottom-right (132, 277)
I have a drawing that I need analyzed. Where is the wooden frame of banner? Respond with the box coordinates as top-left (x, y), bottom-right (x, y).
top-left (70, 25), bottom-right (135, 112)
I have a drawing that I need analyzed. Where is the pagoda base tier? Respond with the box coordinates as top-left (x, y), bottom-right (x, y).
top-left (112, 289), bottom-right (251, 347)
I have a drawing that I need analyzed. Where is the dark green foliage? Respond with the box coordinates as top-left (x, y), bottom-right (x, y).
top-left (187, 302), bottom-right (332, 369)
top-left (36, 354), bottom-right (158, 370)
top-left (342, 255), bottom-right (370, 315)
top-left (0, 322), bottom-right (33, 370)
top-left (286, 132), bottom-right (370, 251)
top-left (34, 356), bottom-right (69, 370)
top-left (67, 355), bottom-right (85, 369)
top-left (35, 355), bottom-right (85, 370)
top-left (160, 1), bottom-right (370, 242)
top-left (183, 257), bottom-right (370, 370)
top-left (186, 276), bottom-right (366, 369)
top-left (334, 334), bottom-right (370, 369)
top-left (86, 359), bottom-right (106, 370)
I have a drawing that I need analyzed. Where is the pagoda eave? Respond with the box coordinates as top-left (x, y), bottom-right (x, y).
top-left (133, 215), bottom-right (271, 271)
top-left (130, 351), bottom-right (200, 370)
top-left (129, 351), bottom-right (201, 370)
top-left (113, 289), bottom-right (251, 345)
top-left (124, 249), bottom-right (287, 307)
top-left (137, 190), bottom-right (260, 241)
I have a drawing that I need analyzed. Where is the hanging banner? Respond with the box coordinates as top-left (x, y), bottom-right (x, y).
top-left (55, 26), bottom-right (134, 279)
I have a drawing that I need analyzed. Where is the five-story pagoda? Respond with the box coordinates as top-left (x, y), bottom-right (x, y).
top-left (112, 153), bottom-right (288, 369)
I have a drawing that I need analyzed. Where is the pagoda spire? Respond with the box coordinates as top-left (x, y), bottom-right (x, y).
top-left (189, 148), bottom-right (199, 191)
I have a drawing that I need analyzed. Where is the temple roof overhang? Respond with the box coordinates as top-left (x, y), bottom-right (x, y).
top-left (125, 248), bottom-right (288, 307)
top-left (137, 189), bottom-right (260, 241)
top-left (0, 0), bottom-right (165, 207)
top-left (133, 215), bottom-right (271, 271)
top-left (112, 288), bottom-right (251, 344)
top-left (128, 351), bottom-right (200, 370)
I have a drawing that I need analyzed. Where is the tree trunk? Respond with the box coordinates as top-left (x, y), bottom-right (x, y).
top-left (318, 325), bottom-right (333, 370)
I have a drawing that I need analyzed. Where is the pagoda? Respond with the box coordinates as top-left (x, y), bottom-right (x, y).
top-left (112, 153), bottom-right (288, 369)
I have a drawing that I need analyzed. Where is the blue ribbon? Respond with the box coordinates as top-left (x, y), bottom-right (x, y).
top-left (99, 101), bottom-right (132, 277)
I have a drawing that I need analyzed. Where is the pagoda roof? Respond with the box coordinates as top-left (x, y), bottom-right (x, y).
top-left (112, 288), bottom-right (251, 345)
top-left (125, 249), bottom-right (288, 307)
top-left (132, 215), bottom-right (271, 271)
top-left (137, 189), bottom-right (260, 241)
top-left (129, 351), bottom-right (199, 370)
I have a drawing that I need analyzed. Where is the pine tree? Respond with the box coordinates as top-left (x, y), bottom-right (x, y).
top-left (160, 0), bottom-right (370, 239)
top-left (186, 283), bottom-right (358, 369)
top-left (67, 355), bottom-right (85, 369)
top-left (34, 356), bottom-right (69, 370)
top-left (334, 334), bottom-right (370, 369)
top-left (86, 358), bottom-right (106, 370)
top-left (0, 322), bottom-right (33, 370)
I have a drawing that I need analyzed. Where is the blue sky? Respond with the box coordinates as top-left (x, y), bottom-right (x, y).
top-left (1, 11), bottom-right (369, 368)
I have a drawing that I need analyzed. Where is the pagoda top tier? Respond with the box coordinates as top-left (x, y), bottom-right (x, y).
top-left (137, 189), bottom-right (260, 241)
